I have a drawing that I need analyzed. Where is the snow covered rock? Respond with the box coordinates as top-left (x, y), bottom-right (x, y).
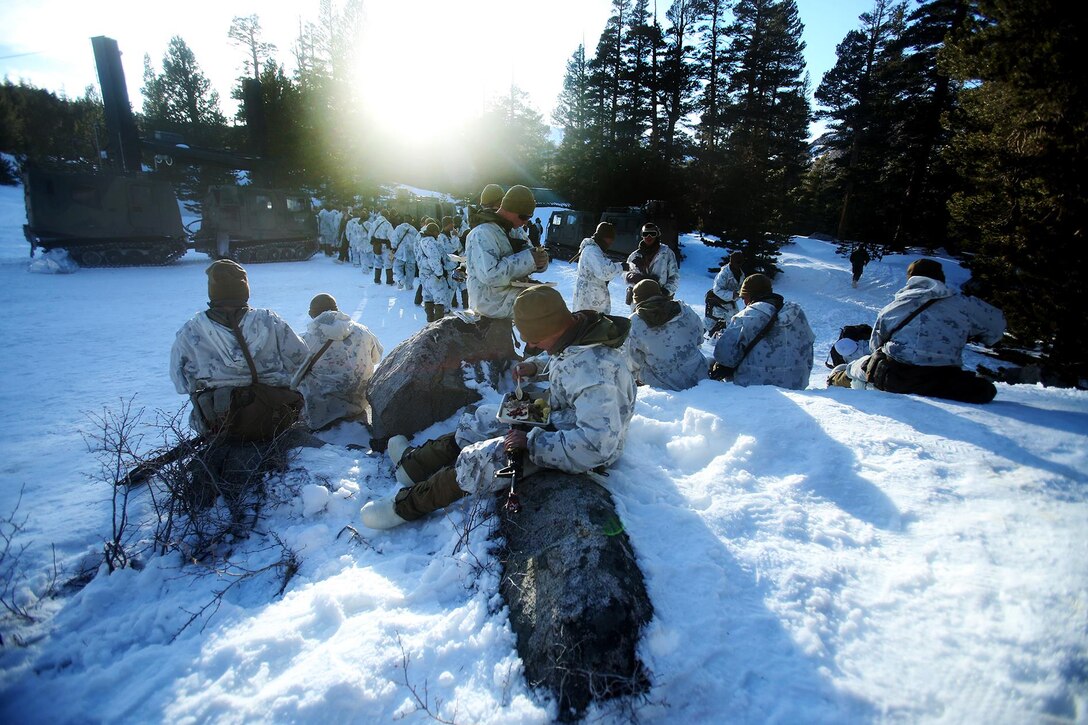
top-left (366, 316), bottom-right (515, 450)
top-left (499, 471), bottom-right (653, 720)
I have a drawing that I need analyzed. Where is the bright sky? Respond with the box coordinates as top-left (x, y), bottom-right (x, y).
top-left (1, 0), bottom-right (872, 144)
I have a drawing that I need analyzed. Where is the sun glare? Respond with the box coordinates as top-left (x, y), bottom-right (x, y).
top-left (352, 1), bottom-right (505, 147)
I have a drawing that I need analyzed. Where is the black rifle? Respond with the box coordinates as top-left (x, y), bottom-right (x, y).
top-left (120, 434), bottom-right (207, 488)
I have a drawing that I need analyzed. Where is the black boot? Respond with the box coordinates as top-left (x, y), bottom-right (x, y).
top-left (461, 289), bottom-right (469, 309)
top-left (424, 302), bottom-right (435, 322)
top-left (433, 304), bottom-right (445, 320)
top-left (373, 268), bottom-right (382, 284)
top-left (414, 285), bottom-right (423, 306)
top-left (451, 291), bottom-right (459, 308)
top-left (386, 268), bottom-right (394, 285)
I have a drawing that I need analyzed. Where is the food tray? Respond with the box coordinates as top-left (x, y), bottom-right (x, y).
top-left (496, 393), bottom-right (551, 427)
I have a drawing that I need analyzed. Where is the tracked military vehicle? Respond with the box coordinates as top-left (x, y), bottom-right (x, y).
top-left (23, 36), bottom-right (318, 267)
top-left (389, 189), bottom-right (457, 224)
top-left (23, 165), bottom-right (187, 266)
top-left (190, 186), bottom-right (318, 263)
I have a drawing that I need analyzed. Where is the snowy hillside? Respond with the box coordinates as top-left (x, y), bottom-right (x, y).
top-left (0, 181), bottom-right (1085, 723)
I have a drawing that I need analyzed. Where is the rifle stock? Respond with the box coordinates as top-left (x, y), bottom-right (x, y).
top-left (120, 434), bottom-right (207, 488)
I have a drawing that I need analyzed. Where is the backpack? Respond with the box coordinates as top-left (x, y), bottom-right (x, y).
top-left (825, 323), bottom-right (873, 368)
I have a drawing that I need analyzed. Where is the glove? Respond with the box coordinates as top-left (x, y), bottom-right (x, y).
top-left (621, 261), bottom-right (632, 272)
top-left (705, 290), bottom-right (725, 306)
top-left (531, 247), bottom-right (549, 270)
top-left (625, 271), bottom-right (646, 285)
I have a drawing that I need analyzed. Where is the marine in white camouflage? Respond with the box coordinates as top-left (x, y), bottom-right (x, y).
top-left (626, 228), bottom-right (679, 301)
top-left (572, 229), bottom-right (624, 314)
top-left (838, 259), bottom-right (1005, 403)
top-left (171, 261), bottom-right (309, 434)
top-left (360, 286), bottom-right (637, 529)
top-left (870, 274), bottom-right (1005, 368)
top-left (465, 186), bottom-right (548, 320)
top-left (295, 301), bottom-right (384, 430)
top-left (625, 280), bottom-right (708, 391)
top-left (416, 224), bottom-right (456, 311)
top-left (391, 221), bottom-right (419, 289)
top-left (712, 274), bottom-right (815, 390)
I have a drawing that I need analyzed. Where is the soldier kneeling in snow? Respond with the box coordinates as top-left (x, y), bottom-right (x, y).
top-left (360, 285), bottom-right (637, 529)
top-left (625, 279), bottom-right (708, 391)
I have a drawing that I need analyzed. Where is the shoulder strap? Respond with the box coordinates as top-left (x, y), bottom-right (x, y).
top-left (296, 339), bottom-right (335, 384)
top-left (228, 316), bottom-right (260, 385)
top-left (876, 297), bottom-right (942, 349)
top-left (735, 305), bottom-right (780, 369)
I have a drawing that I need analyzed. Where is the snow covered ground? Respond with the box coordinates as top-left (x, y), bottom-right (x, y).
top-left (0, 180), bottom-right (1085, 723)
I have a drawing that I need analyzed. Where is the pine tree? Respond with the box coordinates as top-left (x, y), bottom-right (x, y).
top-left (695, 0), bottom-right (732, 151)
top-left (620, 0), bottom-right (658, 142)
top-left (887, 0), bottom-right (972, 249)
top-left (228, 14), bottom-right (277, 81)
top-left (811, 0), bottom-right (908, 245)
top-left (944, 0), bottom-right (1088, 373)
top-left (659, 0), bottom-right (702, 160)
top-left (588, 7), bottom-right (628, 146)
top-left (714, 0), bottom-right (811, 275)
top-left (153, 36), bottom-right (227, 128)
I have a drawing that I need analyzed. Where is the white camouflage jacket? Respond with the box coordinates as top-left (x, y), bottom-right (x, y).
top-left (627, 243), bottom-right (680, 297)
top-left (465, 220), bottom-right (540, 319)
top-left (346, 218), bottom-right (366, 256)
top-left (712, 263), bottom-right (745, 302)
top-left (417, 234), bottom-right (456, 305)
top-left (713, 295), bottom-right (815, 390)
top-left (171, 308), bottom-right (308, 395)
top-left (294, 310), bottom-right (383, 429)
top-left (572, 237), bottom-right (624, 313)
top-left (626, 302), bottom-right (709, 391)
top-left (872, 276), bottom-right (1005, 367)
top-left (526, 315), bottom-right (637, 474)
top-left (392, 223), bottom-right (419, 262)
top-left (453, 314), bottom-right (636, 494)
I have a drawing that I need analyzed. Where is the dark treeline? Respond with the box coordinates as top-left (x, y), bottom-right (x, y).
top-left (0, 0), bottom-right (1083, 371)
top-left (552, 0), bottom-right (1085, 374)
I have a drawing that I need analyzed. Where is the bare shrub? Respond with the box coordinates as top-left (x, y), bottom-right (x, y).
top-left (0, 487), bottom-right (59, 645)
top-left (395, 632), bottom-right (460, 724)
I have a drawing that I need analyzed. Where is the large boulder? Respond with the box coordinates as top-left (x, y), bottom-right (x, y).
top-left (499, 472), bottom-right (653, 720)
top-left (367, 316), bottom-right (515, 450)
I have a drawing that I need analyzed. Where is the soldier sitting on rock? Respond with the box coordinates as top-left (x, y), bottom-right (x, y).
top-left (360, 285), bottom-right (637, 529)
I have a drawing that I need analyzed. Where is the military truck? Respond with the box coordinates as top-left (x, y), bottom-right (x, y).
top-left (545, 210), bottom-right (597, 260)
top-left (190, 186), bottom-right (318, 263)
top-left (546, 200), bottom-right (681, 263)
